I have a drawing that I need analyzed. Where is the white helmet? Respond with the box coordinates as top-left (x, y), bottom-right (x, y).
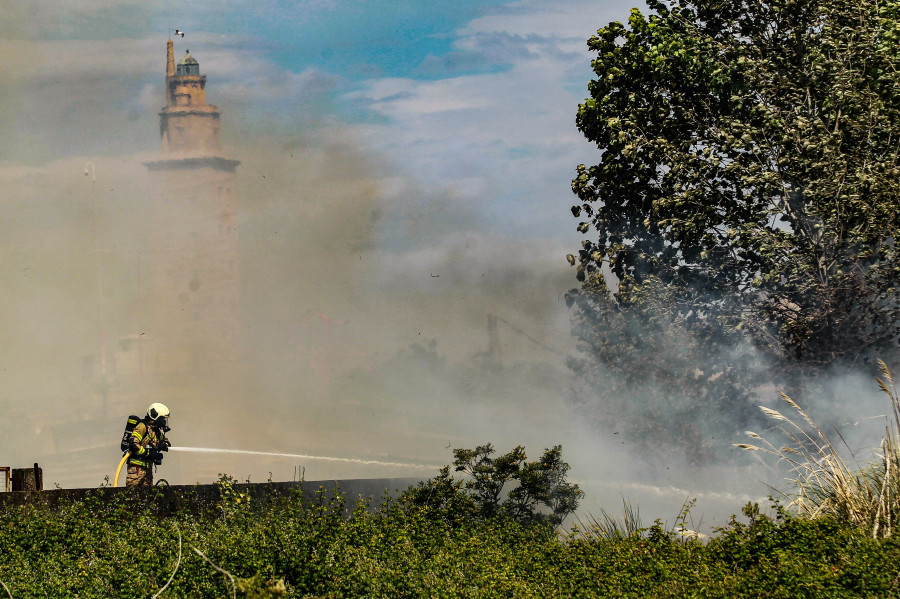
top-left (147, 403), bottom-right (170, 422)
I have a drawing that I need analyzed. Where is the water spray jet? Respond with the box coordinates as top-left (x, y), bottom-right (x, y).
top-left (112, 447), bottom-right (440, 487)
top-left (169, 446), bottom-right (440, 470)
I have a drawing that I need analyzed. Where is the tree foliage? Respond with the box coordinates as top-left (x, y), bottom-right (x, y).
top-left (402, 444), bottom-right (583, 527)
top-left (568, 0), bottom-right (900, 376)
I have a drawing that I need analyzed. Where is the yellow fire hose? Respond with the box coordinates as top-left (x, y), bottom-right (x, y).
top-left (113, 453), bottom-right (128, 487)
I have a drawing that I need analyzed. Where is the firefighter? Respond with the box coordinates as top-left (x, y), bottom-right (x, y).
top-left (126, 403), bottom-right (171, 488)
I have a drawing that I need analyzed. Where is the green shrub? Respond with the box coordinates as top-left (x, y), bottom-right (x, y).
top-left (3, 489), bottom-right (900, 597)
top-left (401, 444), bottom-right (584, 528)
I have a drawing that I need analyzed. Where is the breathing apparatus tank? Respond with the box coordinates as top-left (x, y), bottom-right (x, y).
top-left (119, 415), bottom-right (142, 453)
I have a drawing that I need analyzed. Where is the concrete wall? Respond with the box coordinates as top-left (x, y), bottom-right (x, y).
top-left (0, 478), bottom-right (420, 517)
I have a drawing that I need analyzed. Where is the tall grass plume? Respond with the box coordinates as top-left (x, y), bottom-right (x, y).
top-left (736, 360), bottom-right (900, 537)
top-left (578, 498), bottom-right (643, 540)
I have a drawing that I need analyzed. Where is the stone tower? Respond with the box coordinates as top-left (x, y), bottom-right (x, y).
top-left (159, 42), bottom-right (221, 155)
top-left (143, 39), bottom-right (241, 373)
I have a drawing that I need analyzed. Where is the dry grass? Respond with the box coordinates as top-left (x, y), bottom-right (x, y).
top-left (736, 360), bottom-right (900, 538)
top-left (579, 498), bottom-right (644, 540)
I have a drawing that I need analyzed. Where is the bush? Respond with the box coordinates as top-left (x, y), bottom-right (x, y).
top-left (401, 444), bottom-right (584, 528)
top-left (2, 489), bottom-right (900, 597)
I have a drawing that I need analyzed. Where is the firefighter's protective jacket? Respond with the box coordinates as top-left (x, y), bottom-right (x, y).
top-left (127, 421), bottom-right (163, 469)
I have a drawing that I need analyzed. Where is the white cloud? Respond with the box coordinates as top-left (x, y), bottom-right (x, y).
top-left (359, 77), bottom-right (492, 115)
top-left (344, 44), bottom-right (601, 240)
top-left (331, 0), bottom-right (641, 299)
top-left (462, 0), bottom-right (627, 40)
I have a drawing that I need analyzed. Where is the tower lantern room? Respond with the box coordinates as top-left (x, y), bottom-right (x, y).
top-left (176, 52), bottom-right (200, 76)
top-left (158, 41), bottom-right (220, 155)
top-left (168, 50), bottom-right (207, 106)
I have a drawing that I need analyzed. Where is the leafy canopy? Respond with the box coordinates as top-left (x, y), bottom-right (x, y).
top-left (568, 0), bottom-right (900, 373)
top-left (402, 444), bottom-right (583, 527)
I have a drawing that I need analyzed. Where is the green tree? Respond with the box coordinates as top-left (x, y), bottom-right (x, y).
top-left (568, 0), bottom-right (900, 380)
top-left (402, 444), bottom-right (583, 527)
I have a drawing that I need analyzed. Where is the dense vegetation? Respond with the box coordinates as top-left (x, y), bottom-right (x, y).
top-left (3, 404), bottom-right (900, 599)
top-left (1, 384), bottom-right (897, 598)
top-left (569, 0), bottom-right (900, 374)
top-left (3, 486), bottom-right (900, 598)
top-left (565, 0), bottom-right (900, 460)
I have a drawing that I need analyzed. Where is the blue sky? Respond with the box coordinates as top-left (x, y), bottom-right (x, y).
top-left (0, 0), bottom-right (650, 351)
top-left (0, 0), bottom-right (645, 378)
top-left (1, 0), bottom-right (642, 308)
top-left (217, 1), bottom-right (520, 79)
top-left (1, 1), bottom-right (633, 175)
